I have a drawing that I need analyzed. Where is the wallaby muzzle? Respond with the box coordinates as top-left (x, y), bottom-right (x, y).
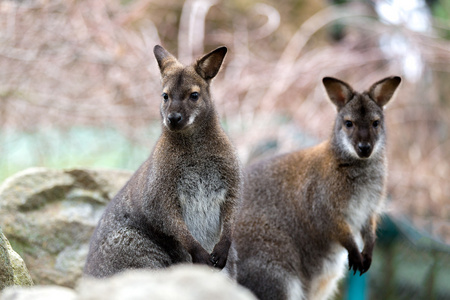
top-left (356, 142), bottom-right (372, 158)
top-left (165, 112), bottom-right (186, 131)
top-left (167, 112), bottom-right (183, 126)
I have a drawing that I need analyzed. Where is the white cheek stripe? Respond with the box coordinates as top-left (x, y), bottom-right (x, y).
top-left (187, 110), bottom-right (198, 125)
top-left (341, 131), bottom-right (359, 158)
top-left (371, 137), bottom-right (384, 156)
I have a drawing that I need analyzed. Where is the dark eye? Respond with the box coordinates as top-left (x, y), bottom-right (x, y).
top-left (345, 120), bottom-right (353, 128)
top-left (190, 92), bottom-right (199, 101)
top-left (373, 120), bottom-right (380, 128)
top-left (162, 93), bottom-right (169, 102)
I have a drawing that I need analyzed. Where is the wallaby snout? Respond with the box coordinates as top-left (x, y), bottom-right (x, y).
top-left (162, 97), bottom-right (199, 131)
top-left (348, 124), bottom-right (376, 159)
top-left (165, 109), bottom-right (185, 131)
top-left (357, 142), bottom-right (372, 158)
top-left (167, 112), bottom-right (182, 125)
top-left (339, 116), bottom-right (381, 159)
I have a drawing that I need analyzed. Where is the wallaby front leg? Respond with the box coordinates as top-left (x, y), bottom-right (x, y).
top-left (169, 216), bottom-right (215, 267)
top-left (335, 221), bottom-right (364, 275)
top-left (210, 197), bottom-right (236, 269)
top-left (360, 215), bottom-right (377, 274)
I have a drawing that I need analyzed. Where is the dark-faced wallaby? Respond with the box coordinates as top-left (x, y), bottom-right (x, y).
top-left (228, 76), bottom-right (401, 300)
top-left (84, 45), bottom-right (241, 277)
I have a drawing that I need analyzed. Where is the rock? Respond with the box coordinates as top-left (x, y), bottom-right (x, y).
top-left (0, 167), bottom-right (132, 288)
top-left (0, 286), bottom-right (76, 300)
top-left (0, 265), bottom-right (257, 300)
top-left (0, 228), bottom-right (33, 290)
top-left (0, 233), bottom-right (14, 290)
top-left (78, 265), bottom-right (257, 300)
top-left (0, 229), bottom-right (14, 290)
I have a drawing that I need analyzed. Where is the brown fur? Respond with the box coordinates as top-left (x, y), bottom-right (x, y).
top-left (229, 76), bottom-right (401, 300)
top-left (84, 45), bottom-right (241, 277)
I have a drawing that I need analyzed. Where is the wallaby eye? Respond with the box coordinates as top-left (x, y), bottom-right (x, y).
top-left (373, 120), bottom-right (380, 128)
top-left (344, 120), bottom-right (353, 128)
top-left (162, 93), bottom-right (169, 102)
top-left (190, 92), bottom-right (199, 102)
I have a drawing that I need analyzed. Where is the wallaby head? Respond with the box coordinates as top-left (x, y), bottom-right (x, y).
top-left (323, 76), bottom-right (401, 159)
top-left (153, 45), bottom-right (227, 132)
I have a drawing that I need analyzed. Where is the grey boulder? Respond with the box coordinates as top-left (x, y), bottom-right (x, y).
top-left (0, 167), bottom-right (132, 287)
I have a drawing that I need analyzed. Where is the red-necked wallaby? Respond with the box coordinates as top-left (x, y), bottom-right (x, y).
top-left (228, 76), bottom-right (401, 300)
top-left (84, 45), bottom-right (241, 277)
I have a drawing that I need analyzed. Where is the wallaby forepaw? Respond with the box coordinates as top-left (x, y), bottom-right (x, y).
top-left (210, 250), bottom-right (227, 269)
top-left (347, 251), bottom-right (364, 276)
top-left (360, 252), bottom-right (372, 275)
top-left (191, 248), bottom-right (215, 267)
top-left (210, 240), bottom-right (231, 269)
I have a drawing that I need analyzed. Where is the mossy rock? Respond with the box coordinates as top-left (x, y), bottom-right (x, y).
top-left (0, 168), bottom-right (132, 288)
top-left (0, 228), bottom-right (33, 290)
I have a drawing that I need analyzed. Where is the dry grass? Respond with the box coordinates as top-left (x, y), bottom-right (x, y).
top-left (0, 0), bottom-right (449, 243)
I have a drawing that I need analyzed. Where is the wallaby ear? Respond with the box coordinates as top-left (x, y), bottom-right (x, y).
top-left (153, 45), bottom-right (181, 75)
top-left (368, 76), bottom-right (401, 107)
top-left (195, 46), bottom-right (227, 80)
top-left (322, 77), bottom-right (354, 109)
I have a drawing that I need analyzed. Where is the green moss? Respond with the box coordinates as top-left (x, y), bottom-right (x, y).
top-left (0, 231), bottom-right (14, 290)
top-left (0, 231), bottom-right (33, 289)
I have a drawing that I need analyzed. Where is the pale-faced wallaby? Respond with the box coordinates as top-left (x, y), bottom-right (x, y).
top-left (228, 76), bottom-right (401, 300)
top-left (84, 45), bottom-right (241, 277)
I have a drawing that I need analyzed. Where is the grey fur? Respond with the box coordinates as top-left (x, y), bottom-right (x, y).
top-left (229, 77), bottom-right (401, 300)
top-left (84, 45), bottom-right (241, 277)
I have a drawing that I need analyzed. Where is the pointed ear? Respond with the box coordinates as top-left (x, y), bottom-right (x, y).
top-left (369, 76), bottom-right (401, 107)
top-left (153, 45), bottom-right (181, 75)
top-left (195, 46), bottom-right (227, 80)
top-left (322, 77), bottom-right (354, 109)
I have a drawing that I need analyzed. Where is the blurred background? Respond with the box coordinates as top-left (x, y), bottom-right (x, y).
top-left (0, 0), bottom-right (449, 298)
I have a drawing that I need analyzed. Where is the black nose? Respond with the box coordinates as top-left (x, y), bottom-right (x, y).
top-left (357, 142), bottom-right (372, 157)
top-left (167, 113), bottom-right (182, 125)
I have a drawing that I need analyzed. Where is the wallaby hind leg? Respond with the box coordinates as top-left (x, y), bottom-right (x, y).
top-left (237, 259), bottom-right (305, 300)
top-left (85, 227), bottom-right (179, 277)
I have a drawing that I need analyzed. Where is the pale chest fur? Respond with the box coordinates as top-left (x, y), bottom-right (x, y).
top-left (177, 167), bottom-right (227, 253)
top-left (344, 174), bottom-right (385, 235)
